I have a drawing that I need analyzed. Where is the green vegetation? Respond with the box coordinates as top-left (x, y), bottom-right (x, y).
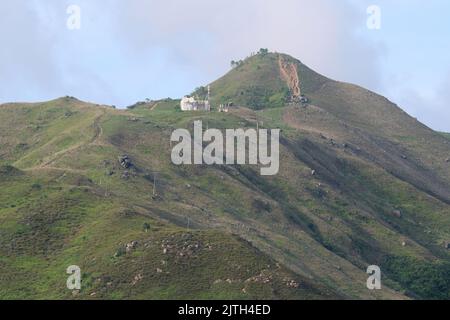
top-left (383, 256), bottom-right (450, 299)
top-left (203, 53), bottom-right (293, 109)
top-left (1, 52), bottom-right (450, 300)
top-left (439, 131), bottom-right (450, 141)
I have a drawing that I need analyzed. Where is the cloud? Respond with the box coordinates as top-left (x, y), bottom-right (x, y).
top-left (0, 1), bottom-right (61, 101)
top-left (111, 0), bottom-right (386, 91)
top-left (0, 0), bottom-right (386, 104)
top-left (395, 72), bottom-right (450, 132)
top-left (0, 0), bottom-right (118, 104)
top-left (1, 0), bottom-right (447, 131)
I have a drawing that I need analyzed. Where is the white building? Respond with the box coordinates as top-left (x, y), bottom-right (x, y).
top-left (180, 85), bottom-right (211, 111)
top-left (180, 96), bottom-right (210, 111)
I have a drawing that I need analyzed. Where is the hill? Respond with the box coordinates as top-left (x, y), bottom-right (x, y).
top-left (1, 52), bottom-right (450, 300)
top-left (194, 51), bottom-right (327, 109)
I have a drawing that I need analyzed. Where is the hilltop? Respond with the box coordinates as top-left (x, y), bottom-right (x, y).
top-left (1, 51), bottom-right (450, 300)
top-left (193, 51), bottom-right (327, 109)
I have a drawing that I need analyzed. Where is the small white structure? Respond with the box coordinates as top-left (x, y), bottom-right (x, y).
top-left (218, 104), bottom-right (228, 112)
top-left (218, 102), bottom-right (233, 113)
top-left (180, 96), bottom-right (210, 111)
top-left (180, 85), bottom-right (211, 111)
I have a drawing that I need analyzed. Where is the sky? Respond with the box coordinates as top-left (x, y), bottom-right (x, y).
top-left (0, 0), bottom-right (449, 131)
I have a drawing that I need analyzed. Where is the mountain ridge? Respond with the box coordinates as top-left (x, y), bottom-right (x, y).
top-left (1, 51), bottom-right (449, 300)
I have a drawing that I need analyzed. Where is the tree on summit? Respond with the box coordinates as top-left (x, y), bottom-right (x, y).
top-left (230, 60), bottom-right (244, 69)
top-left (258, 48), bottom-right (269, 55)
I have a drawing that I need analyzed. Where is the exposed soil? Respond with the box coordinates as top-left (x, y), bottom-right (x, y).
top-left (279, 55), bottom-right (301, 98)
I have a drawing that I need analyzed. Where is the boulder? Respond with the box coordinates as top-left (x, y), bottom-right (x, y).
top-left (126, 241), bottom-right (138, 253)
top-left (392, 210), bottom-right (402, 218)
top-left (118, 155), bottom-right (132, 169)
top-left (121, 171), bottom-right (130, 180)
top-left (286, 279), bottom-right (300, 288)
top-left (300, 95), bottom-right (309, 104)
top-left (132, 274), bottom-right (143, 285)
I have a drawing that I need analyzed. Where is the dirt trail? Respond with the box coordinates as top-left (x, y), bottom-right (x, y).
top-left (24, 166), bottom-right (87, 174)
top-left (38, 109), bottom-right (106, 169)
top-left (278, 55), bottom-right (301, 98)
top-left (150, 102), bottom-right (160, 111)
top-left (90, 111), bottom-right (104, 145)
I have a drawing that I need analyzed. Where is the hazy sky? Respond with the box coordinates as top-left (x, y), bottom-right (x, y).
top-left (1, 0), bottom-right (449, 131)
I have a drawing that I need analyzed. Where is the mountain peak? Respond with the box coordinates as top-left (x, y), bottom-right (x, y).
top-left (199, 50), bottom-right (328, 110)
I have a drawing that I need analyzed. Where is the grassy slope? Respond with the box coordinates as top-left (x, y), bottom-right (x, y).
top-left (439, 132), bottom-right (450, 141)
top-left (0, 100), bottom-right (405, 299)
top-left (0, 99), bottom-right (337, 300)
top-left (206, 53), bottom-right (289, 109)
top-left (181, 52), bottom-right (450, 299)
top-left (1, 53), bottom-right (449, 300)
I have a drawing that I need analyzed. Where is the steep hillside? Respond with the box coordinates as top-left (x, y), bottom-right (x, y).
top-left (440, 132), bottom-right (450, 141)
top-left (202, 52), bottom-right (327, 109)
top-left (0, 98), bottom-right (338, 300)
top-left (1, 52), bottom-right (450, 300)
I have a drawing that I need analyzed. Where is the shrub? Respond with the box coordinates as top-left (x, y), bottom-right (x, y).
top-left (383, 255), bottom-right (450, 299)
top-left (143, 222), bottom-right (151, 232)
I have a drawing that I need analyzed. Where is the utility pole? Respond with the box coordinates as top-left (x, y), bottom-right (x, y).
top-left (102, 178), bottom-right (109, 197)
top-left (152, 172), bottom-right (160, 198)
top-left (207, 85), bottom-right (211, 111)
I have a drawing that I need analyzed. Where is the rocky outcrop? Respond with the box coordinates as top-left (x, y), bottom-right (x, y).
top-left (392, 210), bottom-right (402, 218)
top-left (126, 241), bottom-right (139, 253)
top-left (118, 155), bottom-right (132, 169)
